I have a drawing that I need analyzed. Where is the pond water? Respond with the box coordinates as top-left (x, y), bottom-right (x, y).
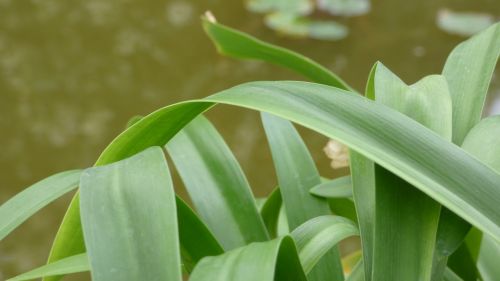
top-left (0, 0), bottom-right (499, 279)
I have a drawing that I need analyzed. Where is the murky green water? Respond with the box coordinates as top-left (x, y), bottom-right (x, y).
top-left (1, 0), bottom-right (499, 279)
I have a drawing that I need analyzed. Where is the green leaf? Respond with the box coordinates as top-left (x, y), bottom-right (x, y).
top-left (46, 79), bottom-right (500, 279)
top-left (291, 215), bottom-right (359, 273)
top-left (327, 198), bottom-right (358, 223)
top-left (6, 254), bottom-right (89, 281)
top-left (260, 187), bottom-right (283, 238)
top-left (443, 22), bottom-right (500, 145)
top-left (43, 102), bottom-right (211, 281)
top-left (206, 81), bottom-right (500, 240)
top-left (349, 151), bottom-right (375, 280)
top-left (264, 13), bottom-right (348, 41)
top-left (345, 260), bottom-right (364, 281)
top-left (477, 234), bottom-right (500, 281)
top-left (433, 117), bottom-right (500, 280)
top-left (0, 170), bottom-right (81, 241)
top-left (166, 116), bottom-right (269, 250)
top-left (175, 196), bottom-right (224, 272)
top-left (203, 18), bottom-right (353, 91)
top-left (437, 10), bottom-right (495, 37)
top-left (433, 25), bottom-right (500, 279)
top-left (261, 112), bottom-right (344, 280)
top-left (462, 115), bottom-right (500, 171)
top-left (189, 236), bottom-right (307, 281)
top-left (79, 147), bottom-right (182, 281)
top-left (446, 242), bottom-right (480, 281)
top-left (442, 268), bottom-right (464, 281)
top-left (369, 63), bottom-right (451, 281)
top-left (310, 176), bottom-right (352, 199)
top-left (461, 116), bottom-right (500, 281)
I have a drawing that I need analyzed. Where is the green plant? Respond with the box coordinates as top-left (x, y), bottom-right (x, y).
top-left (1, 14), bottom-right (499, 281)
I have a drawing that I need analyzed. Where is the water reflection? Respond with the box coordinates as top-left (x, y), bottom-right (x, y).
top-left (0, 0), bottom-right (499, 279)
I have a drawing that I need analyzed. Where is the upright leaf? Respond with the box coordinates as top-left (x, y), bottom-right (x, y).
top-left (79, 147), bottom-right (182, 281)
top-left (443, 22), bottom-right (500, 145)
top-left (260, 187), bottom-right (283, 238)
top-left (368, 63), bottom-right (451, 281)
top-left (262, 113), bottom-right (344, 280)
top-left (461, 116), bottom-right (500, 281)
top-left (166, 115), bottom-right (269, 250)
top-left (44, 102), bottom-right (212, 281)
top-left (349, 151), bottom-right (375, 280)
top-left (175, 196), bottom-right (224, 272)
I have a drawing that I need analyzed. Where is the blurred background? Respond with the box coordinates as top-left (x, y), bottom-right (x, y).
top-left (1, 0), bottom-right (499, 279)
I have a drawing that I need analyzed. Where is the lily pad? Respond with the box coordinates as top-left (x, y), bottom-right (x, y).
top-left (246, 0), bottom-right (314, 16)
top-left (437, 9), bottom-right (495, 37)
top-left (265, 13), bottom-right (348, 41)
top-left (317, 0), bottom-right (371, 17)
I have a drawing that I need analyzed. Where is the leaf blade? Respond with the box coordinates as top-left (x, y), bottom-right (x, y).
top-left (0, 170), bottom-right (81, 241)
top-left (79, 147), bottom-right (182, 281)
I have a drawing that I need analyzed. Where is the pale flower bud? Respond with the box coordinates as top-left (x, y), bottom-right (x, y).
top-left (324, 139), bottom-right (349, 169)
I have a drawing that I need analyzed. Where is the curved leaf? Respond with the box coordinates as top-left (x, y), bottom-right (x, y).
top-left (203, 18), bottom-right (353, 91)
top-left (0, 170), bottom-right (81, 241)
top-left (261, 113), bottom-right (344, 280)
top-left (166, 116), bottom-right (268, 250)
top-left (461, 116), bottom-right (500, 281)
top-left (80, 147), bottom-right (182, 281)
top-left (369, 63), bottom-right (450, 281)
top-left (46, 80), bottom-right (500, 279)
top-left (443, 22), bottom-right (500, 145)
top-left (291, 215), bottom-right (359, 273)
top-left (7, 254), bottom-right (89, 281)
top-left (207, 81), bottom-right (500, 240)
top-left (189, 236), bottom-right (307, 281)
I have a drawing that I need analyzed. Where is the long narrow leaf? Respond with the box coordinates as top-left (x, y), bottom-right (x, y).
top-left (175, 196), bottom-right (224, 272)
top-left (369, 63), bottom-right (450, 281)
top-left (190, 236), bottom-right (307, 281)
top-left (43, 102), bottom-right (212, 281)
top-left (291, 215), bottom-right (359, 273)
top-left (46, 80), bottom-right (500, 279)
top-left (461, 116), bottom-right (500, 281)
top-left (443, 22), bottom-right (500, 145)
top-left (166, 115), bottom-right (268, 250)
top-left (262, 113), bottom-right (344, 280)
top-left (0, 170), bottom-right (81, 241)
top-left (203, 17), bottom-right (353, 91)
top-left (79, 147), bottom-right (182, 281)
top-left (7, 254), bottom-right (89, 281)
top-left (260, 187), bottom-right (283, 238)
top-left (207, 81), bottom-right (500, 240)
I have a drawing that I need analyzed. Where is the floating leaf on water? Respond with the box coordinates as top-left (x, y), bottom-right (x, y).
top-left (246, 0), bottom-right (314, 16)
top-left (265, 13), bottom-right (348, 41)
top-left (317, 0), bottom-right (371, 17)
top-left (437, 9), bottom-right (495, 37)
